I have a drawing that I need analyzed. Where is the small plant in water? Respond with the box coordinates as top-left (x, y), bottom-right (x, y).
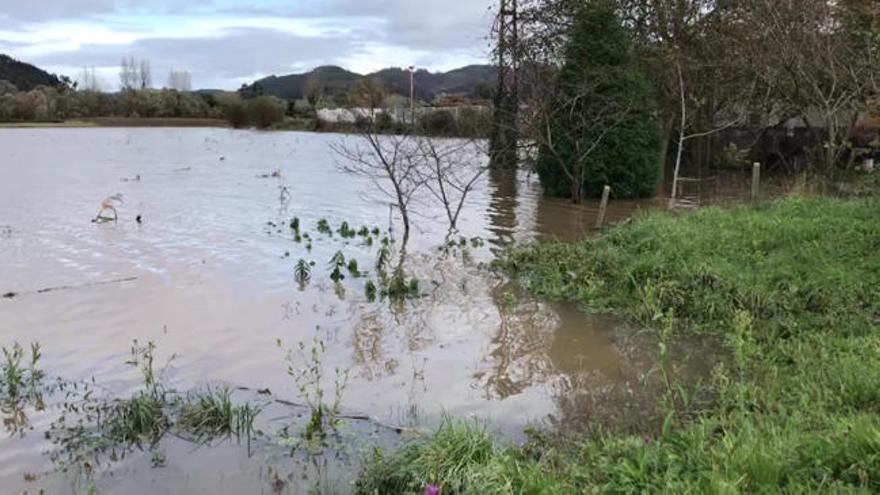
top-left (375, 246), bottom-right (391, 277)
top-left (347, 258), bottom-right (361, 277)
top-left (279, 335), bottom-right (349, 447)
top-left (295, 259), bottom-right (312, 285)
top-left (357, 226), bottom-right (370, 237)
top-left (290, 217), bottom-right (300, 232)
top-left (178, 386), bottom-right (262, 449)
top-left (338, 221), bottom-right (357, 238)
top-left (365, 280), bottom-right (378, 302)
top-left (0, 342), bottom-right (45, 436)
top-left (329, 251), bottom-right (346, 282)
top-left (316, 219), bottom-right (332, 235)
top-left (381, 268), bottom-right (421, 301)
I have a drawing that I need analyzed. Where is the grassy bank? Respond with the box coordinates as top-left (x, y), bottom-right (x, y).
top-left (356, 196), bottom-right (880, 493)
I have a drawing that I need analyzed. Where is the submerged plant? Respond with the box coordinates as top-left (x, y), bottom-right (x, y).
top-left (316, 219), bottom-right (332, 235)
top-left (338, 221), bottom-right (357, 239)
top-left (290, 217), bottom-right (300, 232)
top-left (347, 258), bottom-right (361, 277)
top-left (376, 246), bottom-right (391, 277)
top-left (357, 226), bottom-right (370, 237)
top-left (329, 251), bottom-right (347, 282)
top-left (178, 386), bottom-right (262, 447)
top-left (295, 259), bottom-right (312, 284)
top-left (279, 336), bottom-right (349, 446)
top-left (365, 280), bottom-right (378, 302)
top-left (381, 268), bottom-right (420, 301)
top-left (0, 342), bottom-right (45, 435)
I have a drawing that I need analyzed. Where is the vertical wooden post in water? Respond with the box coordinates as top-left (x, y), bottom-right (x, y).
top-left (595, 185), bottom-right (611, 229)
top-left (751, 162), bottom-right (761, 202)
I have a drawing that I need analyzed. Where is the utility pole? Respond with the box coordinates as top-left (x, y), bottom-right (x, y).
top-left (489, 0), bottom-right (519, 169)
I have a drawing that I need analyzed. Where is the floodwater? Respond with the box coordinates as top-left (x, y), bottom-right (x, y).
top-left (0, 128), bottom-right (710, 493)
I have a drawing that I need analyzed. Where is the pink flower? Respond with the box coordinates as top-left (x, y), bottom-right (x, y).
top-left (425, 484), bottom-right (440, 495)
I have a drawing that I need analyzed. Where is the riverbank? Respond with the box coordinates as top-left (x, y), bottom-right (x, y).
top-left (356, 196), bottom-right (880, 493)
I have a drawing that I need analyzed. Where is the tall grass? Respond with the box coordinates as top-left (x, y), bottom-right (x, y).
top-left (358, 197), bottom-right (880, 493)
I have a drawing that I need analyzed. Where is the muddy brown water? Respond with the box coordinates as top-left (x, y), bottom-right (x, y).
top-left (0, 128), bottom-right (719, 493)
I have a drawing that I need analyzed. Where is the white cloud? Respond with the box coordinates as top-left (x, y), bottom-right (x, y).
top-left (0, 0), bottom-right (494, 89)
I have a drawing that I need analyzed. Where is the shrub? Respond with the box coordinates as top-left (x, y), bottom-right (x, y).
top-left (536, 4), bottom-right (662, 200)
top-left (222, 99), bottom-right (249, 128)
top-left (246, 96), bottom-right (286, 129)
top-left (420, 110), bottom-right (457, 136)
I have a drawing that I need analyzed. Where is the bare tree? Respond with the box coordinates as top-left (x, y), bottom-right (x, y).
top-left (742, 0), bottom-right (879, 172)
top-left (416, 138), bottom-right (489, 233)
top-left (119, 56), bottom-right (137, 91)
top-left (167, 70), bottom-right (192, 92)
top-left (330, 132), bottom-right (423, 249)
top-left (138, 59), bottom-right (152, 90)
top-left (78, 67), bottom-right (101, 92)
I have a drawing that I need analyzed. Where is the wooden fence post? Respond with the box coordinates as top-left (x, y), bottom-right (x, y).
top-left (751, 162), bottom-right (761, 202)
top-left (595, 185), bottom-right (611, 229)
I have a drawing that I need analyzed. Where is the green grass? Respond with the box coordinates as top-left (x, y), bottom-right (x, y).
top-left (357, 197), bottom-right (880, 493)
top-left (178, 386), bottom-right (262, 443)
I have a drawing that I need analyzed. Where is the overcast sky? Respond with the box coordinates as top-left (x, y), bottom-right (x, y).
top-left (0, 0), bottom-right (495, 90)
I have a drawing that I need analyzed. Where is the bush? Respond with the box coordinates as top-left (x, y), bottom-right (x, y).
top-left (536, 4), bottom-right (662, 200)
top-left (246, 96), bottom-right (285, 129)
top-left (420, 110), bottom-right (457, 136)
top-left (222, 100), bottom-right (249, 128)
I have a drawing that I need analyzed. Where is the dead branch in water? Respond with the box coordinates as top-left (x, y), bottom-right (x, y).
top-left (2, 276), bottom-right (138, 300)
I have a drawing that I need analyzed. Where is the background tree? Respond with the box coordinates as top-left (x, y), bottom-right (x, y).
top-left (167, 70), bottom-right (192, 92)
top-left (77, 67), bottom-right (101, 92)
top-left (138, 59), bottom-right (152, 90)
top-left (535, 2), bottom-right (662, 202)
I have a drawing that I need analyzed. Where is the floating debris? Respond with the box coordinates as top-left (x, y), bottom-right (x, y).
top-left (93, 193), bottom-right (123, 222)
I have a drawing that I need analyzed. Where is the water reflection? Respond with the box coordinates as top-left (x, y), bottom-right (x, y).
top-left (486, 167), bottom-right (519, 249)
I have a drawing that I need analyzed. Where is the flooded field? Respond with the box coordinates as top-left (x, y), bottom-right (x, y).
top-left (0, 128), bottom-right (707, 493)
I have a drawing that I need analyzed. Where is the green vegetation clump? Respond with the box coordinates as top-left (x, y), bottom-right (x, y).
top-left (359, 197), bottom-right (880, 493)
top-left (536, 4), bottom-right (661, 200)
top-left (355, 421), bottom-right (571, 495)
top-left (316, 218), bottom-right (332, 235)
top-left (338, 221), bottom-right (357, 238)
top-left (178, 386), bottom-right (262, 444)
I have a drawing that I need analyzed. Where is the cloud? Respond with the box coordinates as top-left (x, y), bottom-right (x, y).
top-left (0, 0), bottom-right (494, 89)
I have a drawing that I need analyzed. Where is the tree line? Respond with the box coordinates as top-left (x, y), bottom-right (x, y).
top-left (506, 0), bottom-right (880, 202)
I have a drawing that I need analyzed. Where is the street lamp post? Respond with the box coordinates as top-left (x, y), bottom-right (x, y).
top-left (408, 65), bottom-right (415, 126)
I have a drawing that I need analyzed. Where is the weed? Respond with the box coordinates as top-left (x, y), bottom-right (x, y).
top-left (381, 268), bottom-right (420, 301)
top-left (178, 386), bottom-right (262, 447)
top-left (338, 221), bottom-right (357, 238)
top-left (357, 226), bottom-right (370, 237)
top-left (150, 449), bottom-right (167, 468)
top-left (365, 280), bottom-right (378, 302)
top-left (375, 246), bottom-right (391, 277)
top-left (295, 259), bottom-right (312, 284)
top-left (329, 251), bottom-right (346, 282)
top-left (347, 259), bottom-right (361, 277)
top-left (316, 219), bottom-right (332, 235)
top-left (290, 217), bottom-right (300, 232)
top-left (280, 336), bottom-right (349, 446)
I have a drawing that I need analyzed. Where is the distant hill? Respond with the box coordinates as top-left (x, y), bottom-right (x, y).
top-left (0, 54), bottom-right (64, 91)
top-left (243, 65), bottom-right (496, 101)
